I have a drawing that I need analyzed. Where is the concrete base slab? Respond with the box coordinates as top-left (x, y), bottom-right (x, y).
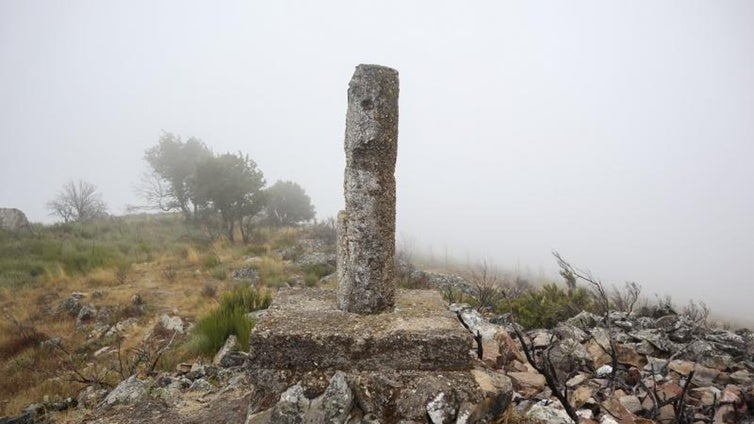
top-left (247, 367), bottom-right (513, 423)
top-left (248, 288), bottom-right (473, 372)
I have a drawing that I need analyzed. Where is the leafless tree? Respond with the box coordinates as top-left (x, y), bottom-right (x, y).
top-left (553, 251), bottom-right (620, 392)
top-left (47, 180), bottom-right (107, 223)
top-left (131, 171), bottom-right (176, 212)
top-left (610, 281), bottom-right (642, 315)
top-left (467, 260), bottom-right (504, 312)
top-left (502, 292), bottom-right (580, 422)
top-left (682, 300), bottom-right (710, 328)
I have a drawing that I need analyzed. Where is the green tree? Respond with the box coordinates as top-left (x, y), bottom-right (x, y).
top-left (193, 153), bottom-right (266, 242)
top-left (47, 180), bottom-right (107, 223)
top-left (142, 132), bottom-right (212, 219)
top-left (264, 180), bottom-right (315, 226)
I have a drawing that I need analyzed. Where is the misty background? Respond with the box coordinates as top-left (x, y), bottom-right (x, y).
top-left (1, 2), bottom-right (752, 321)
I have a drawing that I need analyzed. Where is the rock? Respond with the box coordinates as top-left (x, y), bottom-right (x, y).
top-left (93, 346), bottom-right (111, 357)
top-left (706, 330), bottom-right (747, 356)
top-left (77, 386), bottom-right (108, 409)
top-left (600, 416), bottom-right (620, 424)
top-left (566, 311), bottom-right (601, 332)
top-left (570, 385), bottom-right (594, 408)
top-left (529, 329), bottom-right (553, 348)
top-left (616, 343), bottom-right (645, 368)
top-left (426, 392), bottom-right (454, 424)
top-left (101, 376), bottom-right (149, 408)
top-left (668, 360), bottom-right (720, 386)
top-left (526, 403), bottom-right (573, 424)
top-left (159, 314), bottom-right (184, 333)
top-left (495, 329), bottom-right (525, 365)
top-left (76, 303), bottom-right (97, 326)
top-left (644, 356), bottom-right (668, 373)
top-left (628, 329), bottom-right (676, 352)
top-left (295, 252), bottom-right (336, 270)
top-left (57, 292), bottom-right (86, 317)
top-left (618, 395), bottom-right (643, 414)
top-left (690, 386), bottom-right (722, 406)
top-left (469, 367), bottom-right (513, 420)
top-left (481, 336), bottom-right (502, 368)
top-left (658, 404), bottom-right (675, 422)
top-left (450, 304), bottom-right (499, 340)
top-left (508, 372), bottom-right (546, 396)
top-left (685, 340), bottom-right (733, 370)
top-left (189, 378), bottom-right (216, 392)
top-left (260, 372), bottom-right (356, 423)
top-left (103, 317), bottom-right (138, 338)
top-left (412, 271), bottom-right (474, 296)
top-left (213, 334), bottom-right (248, 367)
top-left (553, 323), bottom-right (590, 343)
top-left (600, 397), bottom-right (633, 423)
top-left (269, 384), bottom-right (309, 423)
top-left (309, 371), bottom-right (353, 423)
top-left (566, 374), bottom-right (588, 388)
top-left (0, 208), bottom-right (30, 231)
top-left (596, 365), bottom-right (613, 377)
top-left (586, 328), bottom-right (613, 368)
top-left (549, 336), bottom-right (591, 378)
top-left (40, 337), bottom-right (62, 349)
top-left (231, 267), bottom-right (259, 282)
top-left (730, 369), bottom-right (752, 385)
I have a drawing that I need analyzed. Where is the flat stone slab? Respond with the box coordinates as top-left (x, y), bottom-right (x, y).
top-left (248, 288), bottom-right (472, 371)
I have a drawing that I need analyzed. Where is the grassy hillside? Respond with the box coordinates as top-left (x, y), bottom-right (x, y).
top-left (0, 214), bottom-right (335, 416)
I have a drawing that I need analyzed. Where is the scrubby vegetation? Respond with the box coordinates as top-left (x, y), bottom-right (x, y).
top-left (187, 285), bottom-right (272, 356)
top-left (396, 250), bottom-right (716, 332)
top-left (0, 213), bottom-right (336, 417)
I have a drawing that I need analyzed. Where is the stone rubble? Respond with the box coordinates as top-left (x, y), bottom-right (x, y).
top-left (452, 303), bottom-right (754, 424)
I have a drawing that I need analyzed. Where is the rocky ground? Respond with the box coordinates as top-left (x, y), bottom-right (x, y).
top-left (6, 286), bottom-right (753, 423)
top-left (453, 303), bottom-right (754, 423)
top-left (3, 232), bottom-right (753, 423)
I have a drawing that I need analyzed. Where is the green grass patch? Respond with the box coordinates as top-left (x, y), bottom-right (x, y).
top-left (188, 285), bottom-right (272, 356)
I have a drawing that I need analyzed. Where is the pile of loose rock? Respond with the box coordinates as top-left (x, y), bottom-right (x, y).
top-left (452, 304), bottom-right (754, 423)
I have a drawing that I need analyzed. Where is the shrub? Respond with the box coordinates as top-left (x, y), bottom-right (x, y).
top-left (188, 285), bottom-right (272, 356)
top-left (201, 283), bottom-right (217, 298)
top-left (190, 305), bottom-right (252, 356)
top-left (245, 245), bottom-right (267, 257)
top-left (201, 255), bottom-right (221, 270)
top-left (211, 267), bottom-right (228, 281)
top-left (249, 256), bottom-right (288, 288)
top-left (512, 283), bottom-right (592, 329)
top-left (162, 265), bottom-right (177, 283)
top-left (301, 263), bottom-right (334, 280)
top-left (304, 272), bottom-right (319, 287)
top-left (115, 262), bottom-right (131, 284)
top-left (309, 217), bottom-right (336, 247)
top-left (220, 284), bottom-right (272, 312)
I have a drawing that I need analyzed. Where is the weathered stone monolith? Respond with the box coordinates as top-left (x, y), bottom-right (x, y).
top-left (337, 64), bottom-right (399, 314)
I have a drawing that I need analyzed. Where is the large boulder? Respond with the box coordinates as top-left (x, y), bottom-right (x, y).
top-left (0, 208), bottom-right (30, 231)
top-left (101, 376), bottom-right (149, 408)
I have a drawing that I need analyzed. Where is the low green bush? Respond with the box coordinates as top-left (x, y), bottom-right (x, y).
top-left (190, 305), bottom-right (253, 357)
top-left (220, 284), bottom-right (272, 312)
top-left (512, 283), bottom-right (592, 329)
top-left (188, 285), bottom-right (272, 356)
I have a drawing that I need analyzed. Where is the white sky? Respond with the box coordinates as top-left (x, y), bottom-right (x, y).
top-left (1, 1), bottom-right (753, 322)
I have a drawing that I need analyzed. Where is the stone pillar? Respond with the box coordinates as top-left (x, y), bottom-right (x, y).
top-left (337, 64), bottom-right (399, 314)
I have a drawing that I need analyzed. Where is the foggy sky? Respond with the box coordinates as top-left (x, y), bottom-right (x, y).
top-left (1, 1), bottom-right (753, 322)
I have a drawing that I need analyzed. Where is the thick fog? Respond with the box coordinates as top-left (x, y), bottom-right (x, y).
top-left (1, 2), bottom-right (753, 322)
